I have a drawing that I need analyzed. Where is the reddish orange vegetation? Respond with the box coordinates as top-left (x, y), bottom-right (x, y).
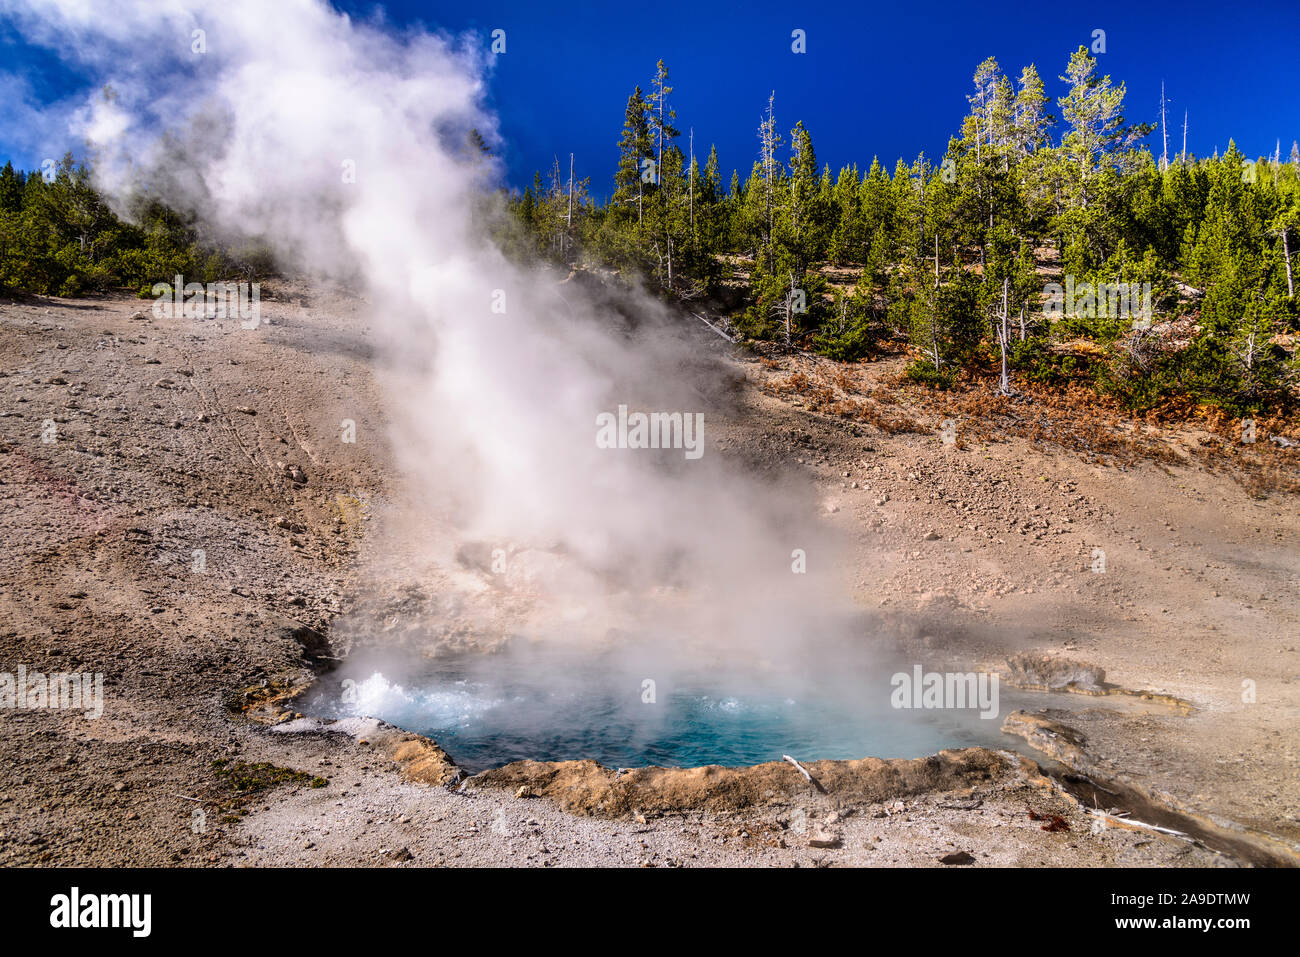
top-left (756, 353), bottom-right (1300, 496)
top-left (763, 368), bottom-right (925, 435)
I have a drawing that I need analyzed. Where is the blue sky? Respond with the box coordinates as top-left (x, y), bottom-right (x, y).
top-left (2, 0), bottom-right (1298, 199)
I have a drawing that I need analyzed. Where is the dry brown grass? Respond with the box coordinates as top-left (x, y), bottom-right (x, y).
top-left (753, 352), bottom-right (1300, 496)
top-left (762, 367), bottom-right (925, 434)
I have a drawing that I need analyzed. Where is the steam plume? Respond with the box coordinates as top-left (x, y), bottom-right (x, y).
top-left (4, 0), bottom-right (859, 679)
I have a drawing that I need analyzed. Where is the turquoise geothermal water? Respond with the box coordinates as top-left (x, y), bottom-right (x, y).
top-left (303, 642), bottom-right (1027, 772)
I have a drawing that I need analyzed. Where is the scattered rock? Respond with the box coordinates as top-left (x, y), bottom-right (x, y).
top-left (939, 850), bottom-right (975, 865)
top-left (1005, 653), bottom-right (1106, 694)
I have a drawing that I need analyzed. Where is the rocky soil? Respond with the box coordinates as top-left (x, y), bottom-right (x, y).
top-left (1, 288), bottom-right (1296, 867)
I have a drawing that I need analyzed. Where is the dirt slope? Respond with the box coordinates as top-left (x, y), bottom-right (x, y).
top-left (0, 289), bottom-right (1295, 867)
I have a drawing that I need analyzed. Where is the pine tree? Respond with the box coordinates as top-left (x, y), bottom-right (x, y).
top-left (1057, 47), bottom-right (1150, 206)
top-left (756, 92), bottom-right (784, 267)
top-left (647, 60), bottom-right (678, 195)
top-left (1011, 64), bottom-right (1053, 158)
top-left (613, 86), bottom-right (653, 225)
top-left (0, 162), bottom-right (23, 213)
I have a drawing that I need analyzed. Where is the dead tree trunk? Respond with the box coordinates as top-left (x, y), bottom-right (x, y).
top-left (1160, 82), bottom-right (1169, 171)
top-left (929, 237), bottom-right (942, 369)
top-left (997, 277), bottom-right (1012, 395)
top-left (785, 271), bottom-right (795, 346)
top-left (689, 128), bottom-right (695, 232)
top-left (1283, 226), bottom-right (1294, 299)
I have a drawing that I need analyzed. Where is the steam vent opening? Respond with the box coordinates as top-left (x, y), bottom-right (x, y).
top-left (302, 638), bottom-right (1029, 773)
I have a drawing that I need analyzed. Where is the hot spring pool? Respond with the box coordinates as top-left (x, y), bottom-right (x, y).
top-left (301, 643), bottom-right (1030, 773)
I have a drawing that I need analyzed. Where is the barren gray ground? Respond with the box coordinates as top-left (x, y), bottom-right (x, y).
top-left (1, 288), bottom-right (1296, 867)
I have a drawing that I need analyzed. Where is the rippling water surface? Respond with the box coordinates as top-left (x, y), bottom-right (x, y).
top-left (303, 643), bottom-right (1021, 772)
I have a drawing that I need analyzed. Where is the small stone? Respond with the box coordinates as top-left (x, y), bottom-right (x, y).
top-left (808, 832), bottom-right (841, 849)
top-left (939, 850), bottom-right (976, 865)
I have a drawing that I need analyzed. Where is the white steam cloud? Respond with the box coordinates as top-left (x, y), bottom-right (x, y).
top-left (5, 0), bottom-right (861, 679)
